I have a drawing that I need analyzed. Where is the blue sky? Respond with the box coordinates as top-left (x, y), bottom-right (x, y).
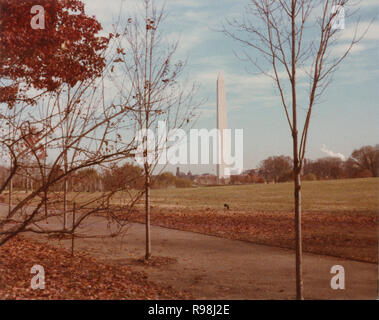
top-left (84, 0), bottom-right (379, 174)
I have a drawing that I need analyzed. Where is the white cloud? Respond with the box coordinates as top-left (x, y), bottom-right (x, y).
top-left (356, 0), bottom-right (379, 8)
top-left (166, 26), bottom-right (210, 57)
top-left (321, 144), bottom-right (346, 160)
top-left (330, 42), bottom-right (367, 57)
top-left (340, 21), bottom-right (379, 41)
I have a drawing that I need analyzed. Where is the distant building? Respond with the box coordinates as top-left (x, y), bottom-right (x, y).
top-left (176, 167), bottom-right (196, 181)
top-left (194, 174), bottom-right (217, 185)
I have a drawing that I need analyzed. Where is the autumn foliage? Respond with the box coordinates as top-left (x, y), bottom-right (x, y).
top-left (0, 0), bottom-right (109, 105)
top-left (130, 207), bottom-right (378, 263)
top-left (0, 236), bottom-right (189, 299)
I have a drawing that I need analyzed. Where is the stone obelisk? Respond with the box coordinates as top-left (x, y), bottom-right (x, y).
top-left (217, 72), bottom-right (228, 181)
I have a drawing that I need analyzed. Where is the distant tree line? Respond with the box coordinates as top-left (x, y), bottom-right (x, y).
top-left (256, 144), bottom-right (379, 183)
top-left (1, 144), bottom-right (377, 192)
top-left (0, 162), bottom-right (193, 193)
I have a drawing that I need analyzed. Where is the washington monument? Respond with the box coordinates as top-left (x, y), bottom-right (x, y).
top-left (217, 72), bottom-right (228, 181)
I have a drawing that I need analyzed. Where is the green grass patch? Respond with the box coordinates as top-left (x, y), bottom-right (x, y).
top-left (150, 178), bottom-right (379, 213)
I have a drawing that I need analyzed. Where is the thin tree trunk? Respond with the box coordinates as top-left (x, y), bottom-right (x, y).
top-left (143, 1), bottom-right (151, 261)
top-left (8, 123), bottom-right (12, 215)
top-left (292, 124), bottom-right (303, 299)
top-left (144, 166), bottom-right (151, 260)
top-left (292, 123), bottom-right (303, 299)
top-left (63, 94), bottom-right (70, 230)
top-left (8, 176), bottom-right (12, 215)
top-left (44, 132), bottom-right (48, 218)
top-left (63, 175), bottom-right (67, 229)
top-left (71, 203), bottom-right (76, 257)
top-left (291, 0), bottom-right (303, 300)
top-left (63, 149), bottom-right (68, 230)
top-left (294, 164), bottom-right (303, 300)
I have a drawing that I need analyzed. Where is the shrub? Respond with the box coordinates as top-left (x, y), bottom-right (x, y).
top-left (303, 173), bottom-right (317, 181)
top-left (153, 172), bottom-right (176, 188)
top-left (354, 169), bottom-right (373, 178)
top-left (255, 176), bottom-right (265, 184)
top-left (175, 178), bottom-right (192, 188)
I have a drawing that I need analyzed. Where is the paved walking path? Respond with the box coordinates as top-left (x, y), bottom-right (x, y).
top-left (1, 204), bottom-right (377, 299)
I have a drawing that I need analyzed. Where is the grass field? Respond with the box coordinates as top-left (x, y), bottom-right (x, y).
top-left (150, 178), bottom-right (379, 214)
top-left (130, 178), bottom-right (379, 263)
top-left (1, 178), bottom-right (378, 262)
top-left (3, 178), bottom-right (378, 214)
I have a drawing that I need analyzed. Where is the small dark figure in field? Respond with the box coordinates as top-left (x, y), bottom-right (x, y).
top-left (224, 203), bottom-right (230, 210)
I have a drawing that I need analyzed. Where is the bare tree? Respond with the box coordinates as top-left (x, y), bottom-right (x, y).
top-left (0, 57), bottom-right (144, 246)
top-left (258, 155), bottom-right (293, 182)
top-left (349, 145), bottom-right (379, 177)
top-left (223, 0), bottom-right (367, 299)
top-left (111, 0), bottom-right (198, 260)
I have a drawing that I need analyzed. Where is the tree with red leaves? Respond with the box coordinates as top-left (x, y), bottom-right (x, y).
top-left (0, 0), bottom-right (144, 248)
top-left (0, 0), bottom-right (109, 106)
